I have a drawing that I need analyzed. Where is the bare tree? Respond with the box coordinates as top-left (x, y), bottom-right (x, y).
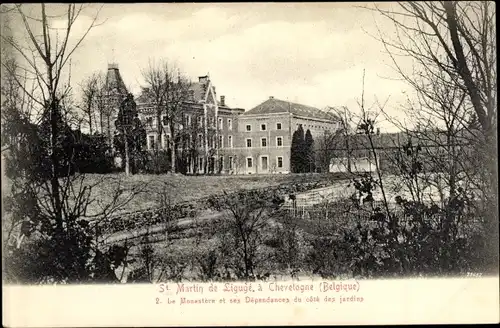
top-left (370, 2), bottom-right (496, 135)
top-left (380, 67), bottom-right (476, 205)
top-left (1, 4), bottom-right (105, 232)
top-left (178, 113), bottom-right (204, 174)
top-left (0, 4), bottom-right (148, 283)
top-left (140, 59), bottom-right (192, 174)
top-left (316, 106), bottom-right (358, 174)
top-left (367, 1), bottom-right (498, 270)
top-left (369, 2), bottom-right (497, 198)
top-left (315, 129), bottom-right (341, 173)
top-left (207, 189), bottom-right (284, 279)
top-left (79, 71), bottom-right (105, 135)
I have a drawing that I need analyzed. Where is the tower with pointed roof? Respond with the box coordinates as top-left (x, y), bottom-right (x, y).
top-left (102, 63), bottom-right (129, 146)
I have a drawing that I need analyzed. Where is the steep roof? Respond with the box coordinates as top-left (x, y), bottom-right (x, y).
top-left (136, 78), bottom-right (230, 108)
top-left (105, 63), bottom-right (128, 95)
top-left (189, 82), bottom-right (208, 103)
top-left (244, 97), bottom-right (339, 121)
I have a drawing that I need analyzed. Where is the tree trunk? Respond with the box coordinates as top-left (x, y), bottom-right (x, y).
top-left (169, 122), bottom-right (176, 173)
top-left (243, 238), bottom-right (249, 279)
top-left (88, 104), bottom-right (93, 135)
top-left (156, 110), bottom-right (163, 174)
top-left (50, 98), bottom-right (63, 232)
top-left (444, 2), bottom-right (489, 132)
top-left (107, 115), bottom-right (111, 146)
top-left (99, 109), bottom-right (103, 135)
top-left (124, 130), bottom-right (130, 175)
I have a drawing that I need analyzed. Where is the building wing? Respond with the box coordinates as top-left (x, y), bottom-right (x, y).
top-left (244, 97), bottom-right (339, 121)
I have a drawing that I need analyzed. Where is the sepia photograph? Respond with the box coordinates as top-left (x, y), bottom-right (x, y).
top-left (1, 2), bottom-right (498, 326)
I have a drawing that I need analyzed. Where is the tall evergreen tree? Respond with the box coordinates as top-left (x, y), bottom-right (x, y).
top-left (304, 129), bottom-right (315, 173)
top-left (291, 124), bottom-right (305, 173)
top-left (114, 94), bottom-right (147, 174)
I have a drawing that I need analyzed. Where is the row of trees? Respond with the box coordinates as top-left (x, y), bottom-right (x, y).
top-left (338, 1), bottom-right (497, 273)
top-left (1, 4), bottom-right (150, 283)
top-left (290, 124), bottom-right (315, 173)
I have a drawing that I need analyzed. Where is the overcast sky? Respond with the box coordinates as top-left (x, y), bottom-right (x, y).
top-left (7, 3), bottom-right (416, 132)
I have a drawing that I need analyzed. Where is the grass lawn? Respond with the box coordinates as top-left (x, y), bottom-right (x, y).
top-left (85, 172), bottom-right (337, 216)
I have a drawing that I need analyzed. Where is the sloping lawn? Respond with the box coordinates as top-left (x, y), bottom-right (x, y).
top-left (84, 173), bottom-right (335, 216)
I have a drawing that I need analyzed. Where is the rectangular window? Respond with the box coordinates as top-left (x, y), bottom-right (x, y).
top-left (228, 135), bottom-right (233, 148)
top-left (247, 157), bottom-right (253, 168)
top-left (261, 123), bottom-right (267, 131)
top-left (246, 124), bottom-right (252, 132)
top-left (228, 119), bottom-right (232, 131)
top-left (277, 156), bottom-right (283, 168)
top-left (162, 115), bottom-right (168, 126)
top-left (219, 156), bottom-right (224, 170)
top-left (261, 137), bottom-right (267, 147)
top-left (198, 116), bottom-right (203, 128)
top-left (146, 116), bottom-right (153, 127)
top-left (219, 135), bottom-right (223, 148)
top-left (197, 133), bottom-right (203, 147)
top-left (199, 157), bottom-right (203, 170)
top-left (228, 156), bottom-right (233, 170)
top-left (261, 156), bottom-right (268, 170)
top-left (218, 118), bottom-right (223, 130)
top-left (277, 137), bottom-right (283, 147)
top-left (208, 117), bottom-right (214, 128)
top-left (246, 138), bottom-right (252, 148)
top-left (186, 114), bottom-right (192, 126)
top-left (276, 122), bottom-right (282, 130)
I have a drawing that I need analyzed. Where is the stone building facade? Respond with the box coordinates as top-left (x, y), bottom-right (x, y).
top-left (232, 97), bottom-right (341, 174)
top-left (136, 75), bottom-right (244, 174)
top-left (138, 90), bottom-right (341, 174)
top-left (104, 64), bottom-right (342, 174)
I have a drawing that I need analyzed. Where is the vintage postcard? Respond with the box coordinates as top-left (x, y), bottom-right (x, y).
top-left (1, 2), bottom-right (499, 327)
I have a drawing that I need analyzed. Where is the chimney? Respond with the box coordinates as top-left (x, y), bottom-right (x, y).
top-left (198, 75), bottom-right (209, 84)
top-left (108, 63), bottom-right (119, 70)
top-left (220, 95), bottom-right (225, 106)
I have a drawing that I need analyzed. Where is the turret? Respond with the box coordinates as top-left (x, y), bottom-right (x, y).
top-left (103, 63), bottom-right (129, 146)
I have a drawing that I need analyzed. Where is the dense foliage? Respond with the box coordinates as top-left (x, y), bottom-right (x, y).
top-left (291, 125), bottom-right (315, 173)
top-left (113, 93), bottom-right (147, 174)
top-left (2, 101), bottom-right (126, 283)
